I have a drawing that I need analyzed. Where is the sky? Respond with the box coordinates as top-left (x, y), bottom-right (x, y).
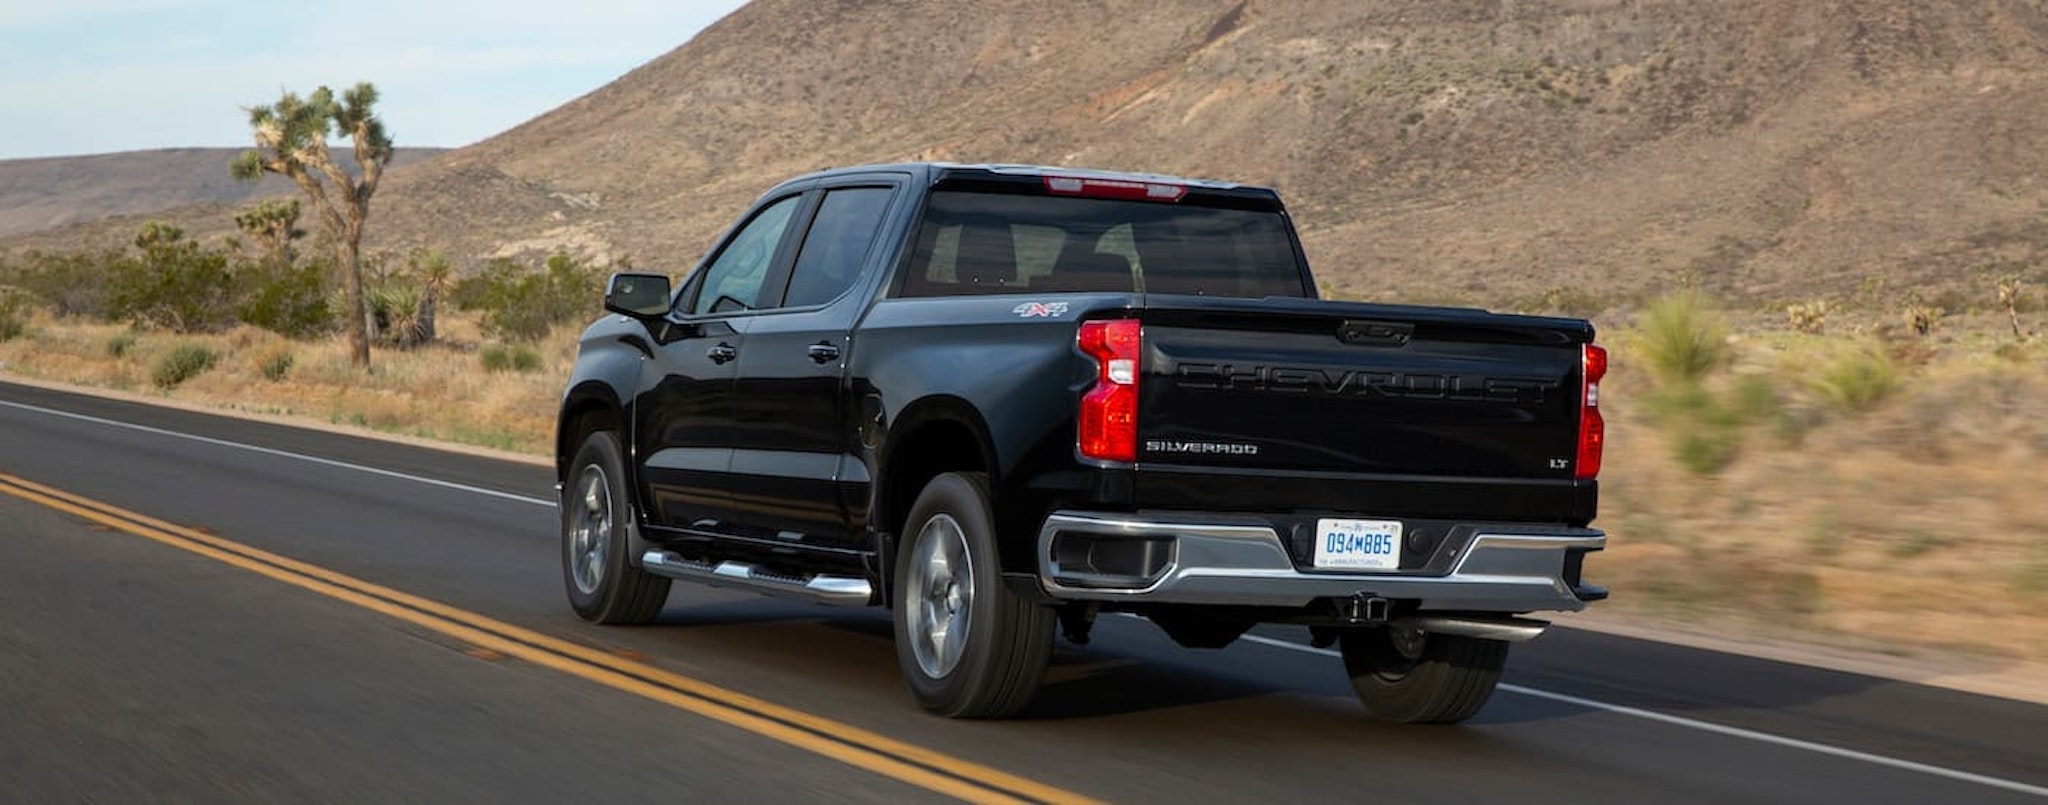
top-left (0, 0), bottom-right (750, 160)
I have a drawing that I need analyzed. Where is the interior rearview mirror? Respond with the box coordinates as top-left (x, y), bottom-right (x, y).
top-left (604, 272), bottom-right (672, 319)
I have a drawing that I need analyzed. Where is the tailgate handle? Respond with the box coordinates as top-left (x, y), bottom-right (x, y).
top-left (1337, 320), bottom-right (1414, 347)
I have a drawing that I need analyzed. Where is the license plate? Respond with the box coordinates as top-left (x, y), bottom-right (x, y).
top-left (1312, 518), bottom-right (1403, 570)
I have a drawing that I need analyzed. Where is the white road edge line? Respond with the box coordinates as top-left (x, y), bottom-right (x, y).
top-left (1238, 634), bottom-right (2048, 798)
top-left (13, 394), bottom-right (2046, 798)
top-left (0, 399), bottom-right (557, 508)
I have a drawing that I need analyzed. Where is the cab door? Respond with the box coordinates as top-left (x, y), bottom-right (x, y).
top-left (722, 180), bottom-right (903, 553)
top-left (635, 191), bottom-right (809, 531)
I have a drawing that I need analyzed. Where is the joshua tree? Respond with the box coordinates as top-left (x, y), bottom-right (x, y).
top-left (1996, 274), bottom-right (2027, 340)
top-left (233, 198), bottom-right (305, 269)
top-left (230, 83), bottom-right (392, 369)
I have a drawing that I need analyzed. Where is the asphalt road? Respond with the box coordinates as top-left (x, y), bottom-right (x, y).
top-left (3, 379), bottom-right (2046, 803)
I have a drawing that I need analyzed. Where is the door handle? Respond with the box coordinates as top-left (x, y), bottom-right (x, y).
top-left (706, 342), bottom-right (737, 364)
top-left (806, 342), bottom-right (840, 364)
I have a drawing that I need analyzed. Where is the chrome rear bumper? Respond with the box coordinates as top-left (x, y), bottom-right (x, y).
top-left (1036, 511), bottom-right (1604, 613)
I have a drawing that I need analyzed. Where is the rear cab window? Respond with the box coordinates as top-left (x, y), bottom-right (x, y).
top-left (896, 188), bottom-right (1309, 299)
top-left (782, 186), bottom-right (897, 309)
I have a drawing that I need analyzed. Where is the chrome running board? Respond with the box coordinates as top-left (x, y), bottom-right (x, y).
top-left (640, 550), bottom-right (873, 606)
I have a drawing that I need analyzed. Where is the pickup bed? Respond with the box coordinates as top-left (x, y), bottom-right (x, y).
top-left (557, 162), bottom-right (1608, 723)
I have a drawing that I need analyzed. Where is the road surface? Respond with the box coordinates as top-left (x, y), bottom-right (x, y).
top-left (2, 380), bottom-right (2044, 803)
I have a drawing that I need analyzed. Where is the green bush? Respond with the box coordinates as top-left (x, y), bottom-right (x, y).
top-left (480, 345), bottom-right (512, 373)
top-left (457, 252), bottom-right (606, 342)
top-left (511, 346), bottom-right (542, 373)
top-left (8, 249), bottom-right (124, 318)
top-left (1645, 374), bottom-right (1786, 477)
top-left (1726, 375), bottom-right (1783, 425)
top-left (237, 259), bottom-right (333, 338)
top-left (107, 332), bottom-right (138, 358)
top-left (1671, 425), bottom-right (1742, 476)
top-left (480, 344), bottom-right (542, 374)
top-left (151, 343), bottom-right (219, 389)
top-left (1809, 345), bottom-right (1900, 414)
top-left (258, 349), bottom-right (294, 382)
top-left (1637, 292), bottom-right (1730, 386)
top-left (109, 223), bottom-right (238, 333)
top-left (0, 291), bottom-right (26, 342)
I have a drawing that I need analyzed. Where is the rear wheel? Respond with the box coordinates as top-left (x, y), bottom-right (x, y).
top-left (562, 430), bottom-right (670, 624)
top-left (1339, 624), bottom-right (1507, 724)
top-left (892, 472), bottom-right (1054, 718)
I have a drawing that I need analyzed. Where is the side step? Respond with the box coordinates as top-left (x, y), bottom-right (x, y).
top-left (640, 550), bottom-right (874, 606)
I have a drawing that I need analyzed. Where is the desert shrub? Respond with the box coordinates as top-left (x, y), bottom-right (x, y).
top-left (1901, 304), bottom-right (1942, 337)
top-left (480, 345), bottom-right (513, 373)
top-left (1648, 383), bottom-right (1744, 476)
top-left (9, 249), bottom-right (126, 318)
top-left (151, 343), bottom-right (219, 389)
top-left (458, 252), bottom-right (606, 342)
top-left (1809, 345), bottom-right (1901, 414)
top-left (109, 223), bottom-right (238, 333)
top-left (0, 290), bottom-right (25, 342)
top-left (1644, 372), bottom-right (1786, 476)
top-left (512, 345), bottom-right (543, 372)
top-left (1671, 426), bottom-right (1742, 476)
top-left (237, 258), bottom-right (333, 338)
top-left (1636, 291), bottom-right (1729, 386)
top-left (257, 348), bottom-right (294, 382)
top-left (1785, 300), bottom-right (1828, 334)
top-left (107, 332), bottom-right (138, 358)
top-left (1726, 375), bottom-right (1784, 425)
top-left (480, 344), bottom-right (543, 374)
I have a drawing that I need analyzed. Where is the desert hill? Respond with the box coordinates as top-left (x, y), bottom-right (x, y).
top-left (0, 147), bottom-right (446, 239)
top-left (8, 0), bottom-right (2047, 306)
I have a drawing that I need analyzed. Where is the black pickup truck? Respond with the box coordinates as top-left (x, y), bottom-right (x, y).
top-left (557, 162), bottom-right (1608, 723)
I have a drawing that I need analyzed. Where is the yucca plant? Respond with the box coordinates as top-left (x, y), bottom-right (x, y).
top-left (1637, 291), bottom-right (1729, 386)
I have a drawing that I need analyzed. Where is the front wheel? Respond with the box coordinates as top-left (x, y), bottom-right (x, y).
top-left (1339, 625), bottom-right (1508, 724)
top-left (561, 430), bottom-right (670, 624)
top-left (892, 472), bottom-right (1054, 718)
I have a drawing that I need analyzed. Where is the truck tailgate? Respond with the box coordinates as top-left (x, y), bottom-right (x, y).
top-left (1132, 296), bottom-right (1596, 522)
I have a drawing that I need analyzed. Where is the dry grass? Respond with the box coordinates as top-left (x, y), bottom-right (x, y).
top-left (0, 308), bottom-right (564, 454)
top-left (1597, 309), bottom-right (2048, 663)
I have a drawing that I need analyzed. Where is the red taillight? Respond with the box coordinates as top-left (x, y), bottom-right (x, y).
top-left (1078, 319), bottom-right (1143, 462)
top-left (1043, 175), bottom-right (1188, 202)
top-left (1576, 343), bottom-right (1607, 480)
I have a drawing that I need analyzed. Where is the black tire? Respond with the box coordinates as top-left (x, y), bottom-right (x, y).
top-left (561, 430), bottom-right (670, 625)
top-left (892, 472), bottom-right (1054, 718)
top-left (1339, 626), bottom-right (1508, 724)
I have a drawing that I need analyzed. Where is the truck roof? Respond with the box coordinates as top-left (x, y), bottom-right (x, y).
top-left (768, 162), bottom-right (1283, 207)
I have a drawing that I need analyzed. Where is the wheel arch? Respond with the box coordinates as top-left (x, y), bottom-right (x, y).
top-left (557, 380), bottom-right (626, 484)
top-left (873, 396), bottom-right (1003, 573)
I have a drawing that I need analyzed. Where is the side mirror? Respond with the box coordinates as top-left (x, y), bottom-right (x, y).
top-left (604, 272), bottom-right (672, 319)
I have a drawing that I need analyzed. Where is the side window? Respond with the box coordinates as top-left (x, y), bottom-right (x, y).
top-left (688, 195), bottom-right (801, 315)
top-left (782, 187), bottom-right (895, 308)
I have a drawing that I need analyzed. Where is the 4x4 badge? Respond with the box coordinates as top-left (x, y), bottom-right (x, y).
top-left (1012, 301), bottom-right (1070, 318)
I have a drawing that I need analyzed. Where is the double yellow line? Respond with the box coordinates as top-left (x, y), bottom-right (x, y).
top-left (0, 471), bottom-right (1098, 805)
